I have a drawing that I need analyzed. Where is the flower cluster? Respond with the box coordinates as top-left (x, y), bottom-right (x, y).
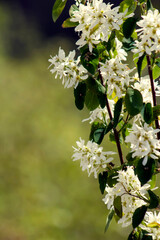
top-left (141, 211), bottom-right (160, 240)
top-left (71, 0), bottom-right (133, 52)
top-left (133, 9), bottom-right (160, 57)
top-left (125, 123), bottom-right (160, 165)
top-left (72, 138), bottom-right (116, 178)
top-left (103, 166), bottom-right (150, 227)
top-left (100, 57), bottom-right (134, 98)
top-left (48, 47), bottom-right (88, 88)
top-left (133, 74), bottom-right (160, 104)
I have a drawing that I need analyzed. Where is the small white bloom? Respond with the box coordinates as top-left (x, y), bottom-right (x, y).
top-left (48, 47), bottom-right (88, 88)
top-left (141, 211), bottom-right (160, 240)
top-left (100, 57), bottom-right (134, 98)
top-left (103, 166), bottom-right (150, 227)
top-left (133, 9), bottom-right (160, 56)
top-left (72, 138), bottom-right (116, 178)
top-left (125, 123), bottom-right (160, 165)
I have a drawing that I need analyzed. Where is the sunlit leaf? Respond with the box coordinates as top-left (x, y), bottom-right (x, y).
top-left (52, 0), bottom-right (68, 22)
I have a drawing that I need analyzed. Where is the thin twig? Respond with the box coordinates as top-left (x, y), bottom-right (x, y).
top-left (146, 55), bottom-right (160, 139)
top-left (98, 65), bottom-right (124, 165)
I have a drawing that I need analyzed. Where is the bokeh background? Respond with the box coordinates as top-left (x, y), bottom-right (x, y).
top-left (0, 0), bottom-right (159, 240)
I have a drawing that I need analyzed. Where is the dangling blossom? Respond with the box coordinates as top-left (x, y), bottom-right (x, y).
top-left (48, 47), bottom-right (88, 88)
top-left (133, 9), bottom-right (160, 57)
top-left (100, 57), bottom-right (134, 98)
top-left (141, 211), bottom-right (160, 240)
top-left (103, 166), bottom-right (150, 227)
top-left (133, 74), bottom-right (160, 104)
top-left (72, 138), bottom-right (116, 178)
top-left (125, 123), bottom-right (160, 165)
top-left (71, 0), bottom-right (134, 52)
top-left (82, 100), bottom-right (114, 124)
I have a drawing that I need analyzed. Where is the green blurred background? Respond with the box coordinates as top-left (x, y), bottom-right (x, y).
top-left (0, 0), bottom-right (159, 239)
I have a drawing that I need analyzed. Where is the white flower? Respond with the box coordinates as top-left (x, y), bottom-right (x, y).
top-left (48, 47), bottom-right (88, 88)
top-left (141, 211), bottom-right (160, 240)
top-left (72, 138), bottom-right (116, 178)
top-left (133, 74), bottom-right (160, 104)
top-left (100, 57), bottom-right (134, 98)
top-left (103, 166), bottom-right (150, 227)
top-left (82, 100), bottom-right (115, 124)
top-left (71, 0), bottom-right (133, 51)
top-left (125, 123), bottom-right (160, 165)
top-left (133, 9), bottom-right (160, 56)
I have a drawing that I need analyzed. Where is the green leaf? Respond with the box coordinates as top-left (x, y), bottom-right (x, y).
top-left (119, 0), bottom-right (137, 15)
top-left (148, 190), bottom-right (159, 209)
top-left (137, 54), bottom-right (146, 78)
top-left (141, 103), bottom-right (153, 124)
top-left (85, 77), bottom-right (99, 111)
top-left (93, 128), bottom-right (105, 144)
top-left (106, 31), bottom-right (116, 52)
top-left (113, 98), bottom-right (123, 128)
top-left (104, 122), bottom-right (114, 135)
top-left (74, 82), bottom-right (86, 110)
top-left (153, 64), bottom-right (160, 80)
top-left (114, 196), bottom-right (122, 218)
top-left (135, 157), bottom-right (155, 186)
top-left (123, 17), bottom-right (137, 39)
top-left (98, 172), bottom-right (108, 194)
top-left (107, 172), bottom-right (118, 187)
top-left (89, 121), bottom-right (105, 141)
top-left (52, 0), bottom-right (67, 22)
top-left (62, 18), bottom-right (78, 28)
top-left (104, 209), bottom-right (114, 233)
top-left (81, 48), bottom-right (99, 74)
top-left (132, 205), bottom-right (147, 229)
top-left (147, 0), bottom-right (153, 10)
top-left (125, 87), bottom-right (143, 116)
top-left (155, 58), bottom-right (160, 68)
top-left (152, 105), bottom-right (160, 120)
top-left (122, 37), bottom-right (135, 51)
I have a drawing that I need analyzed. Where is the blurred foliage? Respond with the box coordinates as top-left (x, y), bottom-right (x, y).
top-left (0, 2), bottom-right (133, 240)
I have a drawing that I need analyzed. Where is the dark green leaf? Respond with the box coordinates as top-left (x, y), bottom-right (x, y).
top-left (128, 230), bottom-right (139, 240)
top-left (152, 105), bottom-right (160, 120)
top-left (107, 172), bottom-right (118, 187)
top-left (98, 172), bottom-right (108, 194)
top-left (106, 31), bottom-right (115, 52)
top-left (141, 103), bottom-right (153, 124)
top-left (104, 209), bottom-right (114, 233)
top-left (52, 0), bottom-right (67, 22)
top-left (113, 98), bottom-right (123, 128)
top-left (62, 18), bottom-right (78, 28)
top-left (122, 37), bottom-right (135, 51)
top-left (74, 82), bottom-right (86, 110)
top-left (85, 89), bottom-right (99, 110)
top-left (81, 48), bottom-right (99, 74)
top-left (89, 122), bottom-right (105, 141)
top-left (148, 190), bottom-right (159, 209)
top-left (114, 196), bottom-right (122, 218)
top-left (104, 122), bottom-right (114, 135)
top-left (147, 0), bottom-right (153, 10)
top-left (132, 205), bottom-right (147, 229)
top-left (123, 17), bottom-right (137, 39)
top-left (135, 157), bottom-right (155, 185)
top-left (155, 58), bottom-right (160, 68)
top-left (85, 77), bottom-right (99, 111)
top-left (93, 128), bottom-right (105, 144)
top-left (125, 87), bottom-right (143, 116)
top-left (137, 54), bottom-right (146, 78)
